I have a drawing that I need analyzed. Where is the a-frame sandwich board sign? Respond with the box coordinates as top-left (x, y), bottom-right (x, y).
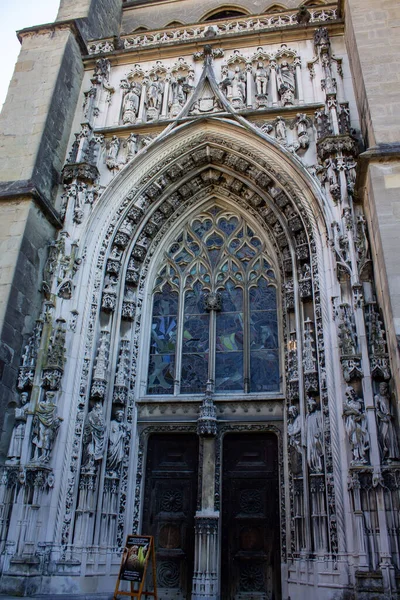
top-left (113, 534), bottom-right (157, 600)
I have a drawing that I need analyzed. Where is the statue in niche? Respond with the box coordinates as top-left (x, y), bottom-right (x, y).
top-left (106, 136), bottom-right (120, 170)
top-left (343, 386), bottom-right (369, 464)
top-left (375, 382), bottom-right (400, 461)
top-left (305, 396), bottom-right (324, 473)
top-left (31, 391), bottom-right (62, 464)
top-left (275, 117), bottom-right (287, 144)
top-left (277, 60), bottom-right (295, 106)
top-left (220, 65), bottom-right (246, 109)
top-left (81, 401), bottom-right (106, 472)
top-left (169, 74), bottom-right (194, 117)
top-left (288, 405), bottom-right (302, 455)
top-left (254, 61), bottom-right (269, 99)
top-left (146, 75), bottom-right (164, 120)
top-left (122, 83), bottom-right (141, 124)
top-left (106, 409), bottom-right (127, 476)
top-left (6, 392), bottom-right (29, 463)
top-left (73, 182), bottom-right (86, 224)
top-left (295, 113), bottom-right (310, 149)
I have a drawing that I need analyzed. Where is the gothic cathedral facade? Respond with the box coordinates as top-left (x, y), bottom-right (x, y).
top-left (1, 0), bottom-right (400, 598)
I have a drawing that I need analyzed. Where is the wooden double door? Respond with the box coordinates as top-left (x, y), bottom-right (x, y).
top-left (142, 432), bottom-right (280, 600)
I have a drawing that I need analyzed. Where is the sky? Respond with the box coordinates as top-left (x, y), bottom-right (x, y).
top-left (0, 0), bottom-right (60, 109)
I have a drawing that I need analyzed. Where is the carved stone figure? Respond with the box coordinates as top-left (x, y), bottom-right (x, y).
top-left (295, 113), bottom-right (310, 149)
top-left (305, 396), bottom-right (324, 472)
top-left (145, 75), bottom-right (164, 121)
top-left (254, 61), bottom-right (269, 96)
top-left (81, 401), bottom-right (106, 471)
top-left (106, 410), bottom-right (127, 475)
top-left (288, 405), bottom-right (302, 454)
top-left (220, 65), bottom-right (246, 108)
top-left (277, 61), bottom-right (295, 105)
top-left (375, 382), bottom-right (400, 461)
top-left (122, 84), bottom-right (141, 124)
top-left (106, 136), bottom-right (120, 170)
top-left (74, 182), bottom-right (87, 224)
top-left (7, 392), bottom-right (29, 463)
top-left (275, 117), bottom-right (287, 143)
top-left (32, 391), bottom-right (62, 464)
top-left (343, 386), bottom-right (369, 464)
top-left (126, 133), bottom-right (138, 161)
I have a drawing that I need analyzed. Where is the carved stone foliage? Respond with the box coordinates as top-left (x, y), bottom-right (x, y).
top-left (113, 8), bottom-right (338, 53)
top-left (18, 320), bottom-right (43, 390)
top-left (303, 319), bottom-right (318, 393)
top-left (113, 340), bottom-right (130, 404)
top-left (338, 303), bottom-right (362, 382)
top-left (365, 302), bottom-right (390, 380)
top-left (42, 319), bottom-right (66, 391)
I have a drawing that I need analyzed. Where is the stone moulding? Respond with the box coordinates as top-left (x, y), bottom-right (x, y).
top-left (88, 7), bottom-right (339, 55)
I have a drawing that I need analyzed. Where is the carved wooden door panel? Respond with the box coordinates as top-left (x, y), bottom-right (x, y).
top-left (142, 433), bottom-right (198, 599)
top-left (221, 433), bottom-right (281, 600)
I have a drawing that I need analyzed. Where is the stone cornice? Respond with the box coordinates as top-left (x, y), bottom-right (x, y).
top-left (356, 143), bottom-right (400, 197)
top-left (0, 180), bottom-right (63, 229)
top-left (17, 19), bottom-right (88, 55)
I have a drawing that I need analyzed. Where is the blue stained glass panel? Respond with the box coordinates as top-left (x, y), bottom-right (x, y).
top-left (152, 289), bottom-right (179, 316)
top-left (185, 285), bottom-right (206, 315)
top-left (147, 355), bottom-right (175, 394)
top-left (250, 313), bottom-right (278, 349)
top-left (181, 353), bottom-right (208, 394)
top-left (149, 316), bottom-right (177, 354)
top-left (182, 315), bottom-right (209, 352)
top-left (215, 352), bottom-right (243, 391)
top-left (192, 219), bottom-right (212, 238)
top-left (250, 349), bottom-right (279, 392)
top-left (221, 282), bottom-right (243, 312)
top-left (249, 280), bottom-right (277, 311)
top-left (216, 314), bottom-right (244, 351)
top-left (218, 216), bottom-right (239, 235)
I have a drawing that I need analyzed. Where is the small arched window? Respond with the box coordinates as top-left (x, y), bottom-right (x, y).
top-left (147, 204), bottom-right (280, 395)
top-left (203, 7), bottom-right (249, 21)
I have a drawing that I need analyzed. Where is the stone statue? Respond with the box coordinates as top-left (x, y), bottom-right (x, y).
top-left (220, 65), bottom-right (246, 108)
top-left (305, 396), bottom-right (324, 472)
top-left (288, 405), bottom-right (302, 454)
top-left (277, 60), bottom-right (295, 106)
top-left (146, 75), bottom-right (164, 120)
top-left (106, 136), bottom-right (120, 170)
top-left (122, 84), bottom-right (141, 124)
top-left (126, 133), bottom-right (138, 161)
top-left (32, 391), bottom-right (62, 464)
top-left (375, 382), bottom-right (400, 461)
top-left (7, 392), bottom-right (29, 463)
top-left (343, 386), bottom-right (369, 464)
top-left (106, 409), bottom-right (127, 476)
top-left (254, 61), bottom-right (269, 96)
top-left (81, 401), bottom-right (106, 471)
top-left (275, 117), bottom-right (287, 143)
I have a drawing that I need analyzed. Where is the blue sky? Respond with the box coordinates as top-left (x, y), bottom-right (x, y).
top-left (0, 0), bottom-right (59, 109)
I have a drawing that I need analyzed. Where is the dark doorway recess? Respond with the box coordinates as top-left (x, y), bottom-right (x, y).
top-left (142, 433), bottom-right (199, 599)
top-left (221, 432), bottom-right (281, 600)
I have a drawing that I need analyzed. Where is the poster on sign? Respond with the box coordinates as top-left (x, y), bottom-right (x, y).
top-left (120, 536), bottom-right (151, 582)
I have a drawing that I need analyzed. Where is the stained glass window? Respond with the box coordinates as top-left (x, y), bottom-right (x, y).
top-left (147, 205), bottom-right (279, 395)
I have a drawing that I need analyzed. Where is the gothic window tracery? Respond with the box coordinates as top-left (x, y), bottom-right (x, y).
top-left (147, 204), bottom-right (279, 395)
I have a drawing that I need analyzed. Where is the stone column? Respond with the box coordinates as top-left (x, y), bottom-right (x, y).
top-left (294, 57), bottom-right (304, 105)
top-left (192, 382), bottom-right (219, 600)
top-left (270, 61), bottom-right (278, 106)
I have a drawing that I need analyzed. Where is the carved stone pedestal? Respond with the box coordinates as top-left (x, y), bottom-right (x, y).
top-left (191, 513), bottom-right (219, 600)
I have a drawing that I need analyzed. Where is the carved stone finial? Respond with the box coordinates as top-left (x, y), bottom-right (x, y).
top-left (197, 379), bottom-right (217, 437)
